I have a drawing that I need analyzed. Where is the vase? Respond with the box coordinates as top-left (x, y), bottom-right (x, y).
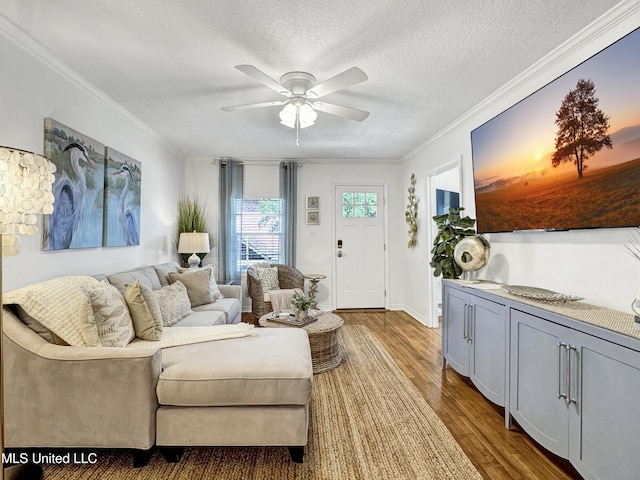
top-left (295, 310), bottom-right (307, 322)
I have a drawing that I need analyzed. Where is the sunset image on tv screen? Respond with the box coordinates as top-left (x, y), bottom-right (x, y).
top-left (471, 27), bottom-right (640, 233)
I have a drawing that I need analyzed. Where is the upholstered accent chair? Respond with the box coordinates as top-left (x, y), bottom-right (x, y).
top-left (247, 263), bottom-right (305, 319)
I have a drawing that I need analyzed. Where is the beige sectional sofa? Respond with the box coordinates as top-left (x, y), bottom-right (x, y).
top-left (2, 261), bottom-right (313, 465)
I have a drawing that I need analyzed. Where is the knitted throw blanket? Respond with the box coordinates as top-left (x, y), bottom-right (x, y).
top-left (126, 323), bottom-right (257, 349)
top-left (268, 289), bottom-right (303, 311)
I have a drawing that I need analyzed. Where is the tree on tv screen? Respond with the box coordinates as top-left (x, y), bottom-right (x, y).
top-left (552, 78), bottom-right (613, 179)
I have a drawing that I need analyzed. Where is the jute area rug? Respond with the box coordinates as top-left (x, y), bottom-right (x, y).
top-left (44, 325), bottom-right (482, 480)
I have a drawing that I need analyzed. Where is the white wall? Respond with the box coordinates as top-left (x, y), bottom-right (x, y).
top-left (185, 158), bottom-right (404, 312)
top-left (1, 23), bottom-right (185, 291)
top-left (403, 3), bottom-right (640, 316)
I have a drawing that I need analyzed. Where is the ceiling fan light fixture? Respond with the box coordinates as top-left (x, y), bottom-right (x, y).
top-left (298, 103), bottom-right (317, 128)
top-left (279, 103), bottom-right (298, 128)
top-left (279, 102), bottom-right (317, 129)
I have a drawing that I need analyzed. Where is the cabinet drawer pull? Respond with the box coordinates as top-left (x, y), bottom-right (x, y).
top-left (463, 305), bottom-right (468, 340)
top-left (557, 342), bottom-right (567, 400)
top-left (568, 345), bottom-right (577, 405)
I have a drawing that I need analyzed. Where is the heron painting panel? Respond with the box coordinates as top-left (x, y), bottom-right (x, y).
top-left (104, 147), bottom-right (141, 247)
top-left (43, 118), bottom-right (105, 250)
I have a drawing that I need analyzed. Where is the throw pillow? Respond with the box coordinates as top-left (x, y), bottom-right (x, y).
top-left (15, 305), bottom-right (69, 345)
top-left (177, 265), bottom-right (224, 299)
top-left (257, 266), bottom-right (280, 290)
top-left (155, 281), bottom-right (193, 327)
top-left (81, 283), bottom-right (136, 347)
top-left (168, 268), bottom-right (214, 307)
top-left (2, 275), bottom-right (104, 347)
top-left (124, 280), bottom-right (163, 341)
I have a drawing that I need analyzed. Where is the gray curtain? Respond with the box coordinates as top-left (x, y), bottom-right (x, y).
top-left (219, 159), bottom-right (243, 285)
top-left (279, 161), bottom-right (297, 265)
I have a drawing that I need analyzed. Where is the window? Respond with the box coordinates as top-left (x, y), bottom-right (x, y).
top-left (342, 191), bottom-right (378, 218)
top-left (239, 198), bottom-right (282, 270)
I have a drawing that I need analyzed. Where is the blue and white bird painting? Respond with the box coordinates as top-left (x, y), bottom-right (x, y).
top-left (43, 118), bottom-right (105, 250)
top-left (104, 147), bottom-right (141, 247)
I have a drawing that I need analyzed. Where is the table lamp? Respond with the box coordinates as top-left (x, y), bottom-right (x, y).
top-left (177, 231), bottom-right (210, 269)
top-left (1, 146), bottom-right (56, 480)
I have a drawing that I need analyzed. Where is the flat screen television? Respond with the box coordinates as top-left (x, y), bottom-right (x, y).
top-left (471, 26), bottom-right (640, 234)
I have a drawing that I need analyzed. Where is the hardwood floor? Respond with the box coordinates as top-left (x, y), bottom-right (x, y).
top-left (245, 310), bottom-right (582, 479)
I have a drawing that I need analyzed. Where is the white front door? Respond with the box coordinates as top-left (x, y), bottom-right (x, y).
top-left (335, 185), bottom-right (385, 309)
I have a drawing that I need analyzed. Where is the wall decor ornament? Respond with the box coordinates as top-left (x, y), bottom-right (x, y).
top-left (43, 118), bottom-right (105, 250)
top-left (306, 196), bottom-right (319, 210)
top-left (104, 147), bottom-right (141, 247)
top-left (405, 173), bottom-right (418, 248)
top-left (306, 210), bottom-right (320, 225)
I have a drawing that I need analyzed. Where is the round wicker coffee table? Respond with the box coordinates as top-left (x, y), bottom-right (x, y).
top-left (259, 311), bottom-right (344, 374)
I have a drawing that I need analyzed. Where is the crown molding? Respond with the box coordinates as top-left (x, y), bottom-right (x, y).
top-left (0, 14), bottom-right (185, 160)
top-left (402, 0), bottom-right (640, 161)
top-left (187, 155), bottom-right (402, 165)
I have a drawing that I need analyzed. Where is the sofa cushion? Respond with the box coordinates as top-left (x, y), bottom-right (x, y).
top-left (155, 282), bottom-right (193, 327)
top-left (192, 298), bottom-right (241, 324)
top-left (80, 283), bottom-right (135, 347)
top-left (107, 266), bottom-right (162, 295)
top-left (171, 310), bottom-right (226, 327)
top-left (157, 328), bottom-right (312, 407)
top-left (168, 269), bottom-right (214, 307)
top-left (153, 262), bottom-right (180, 287)
top-left (125, 280), bottom-right (163, 341)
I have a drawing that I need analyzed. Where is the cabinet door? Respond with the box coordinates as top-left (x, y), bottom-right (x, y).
top-left (442, 287), bottom-right (470, 376)
top-left (470, 296), bottom-right (507, 407)
top-left (510, 310), bottom-right (570, 458)
top-left (569, 333), bottom-right (640, 480)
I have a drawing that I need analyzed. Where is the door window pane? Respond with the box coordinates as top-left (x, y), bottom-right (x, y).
top-left (342, 191), bottom-right (378, 218)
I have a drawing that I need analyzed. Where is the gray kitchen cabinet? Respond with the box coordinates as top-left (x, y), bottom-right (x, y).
top-left (442, 283), bottom-right (508, 411)
top-left (511, 308), bottom-right (640, 480)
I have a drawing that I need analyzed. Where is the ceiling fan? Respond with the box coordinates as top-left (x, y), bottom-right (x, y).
top-left (221, 65), bottom-right (369, 144)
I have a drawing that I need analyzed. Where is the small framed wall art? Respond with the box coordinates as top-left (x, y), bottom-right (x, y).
top-left (306, 196), bottom-right (319, 210)
top-left (306, 210), bottom-right (320, 225)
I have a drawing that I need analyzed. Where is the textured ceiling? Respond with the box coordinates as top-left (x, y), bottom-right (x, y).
top-left (1, 0), bottom-right (622, 160)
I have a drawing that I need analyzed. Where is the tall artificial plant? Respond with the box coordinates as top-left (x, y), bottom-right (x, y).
top-left (177, 195), bottom-right (215, 266)
top-left (430, 207), bottom-right (476, 279)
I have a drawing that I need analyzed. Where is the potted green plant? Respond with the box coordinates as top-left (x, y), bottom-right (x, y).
top-left (430, 207), bottom-right (476, 279)
top-left (291, 291), bottom-right (313, 321)
top-left (177, 195), bottom-right (216, 267)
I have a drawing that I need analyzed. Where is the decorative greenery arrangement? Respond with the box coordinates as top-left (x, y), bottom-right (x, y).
top-left (292, 291), bottom-right (313, 314)
top-left (177, 195), bottom-right (216, 266)
top-left (405, 173), bottom-right (418, 248)
top-left (430, 207), bottom-right (476, 279)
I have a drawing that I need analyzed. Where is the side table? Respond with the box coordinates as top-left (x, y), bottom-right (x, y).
top-left (259, 310), bottom-right (343, 374)
top-left (304, 274), bottom-right (326, 306)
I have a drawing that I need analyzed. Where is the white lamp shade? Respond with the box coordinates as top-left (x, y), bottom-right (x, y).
top-left (178, 232), bottom-right (210, 254)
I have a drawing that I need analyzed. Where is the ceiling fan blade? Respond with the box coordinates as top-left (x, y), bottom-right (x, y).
top-left (235, 65), bottom-right (291, 96)
top-left (312, 102), bottom-right (370, 122)
top-left (307, 67), bottom-right (368, 98)
top-left (221, 100), bottom-right (288, 111)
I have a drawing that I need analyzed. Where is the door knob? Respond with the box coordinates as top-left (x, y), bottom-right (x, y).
top-left (337, 251), bottom-right (343, 257)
